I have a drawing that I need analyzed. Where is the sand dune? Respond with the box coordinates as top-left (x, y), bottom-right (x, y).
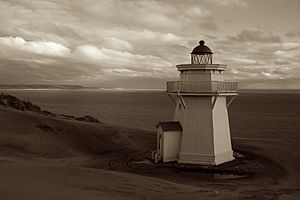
top-left (0, 106), bottom-right (300, 199)
top-left (0, 159), bottom-right (209, 200)
top-left (0, 107), bottom-right (154, 158)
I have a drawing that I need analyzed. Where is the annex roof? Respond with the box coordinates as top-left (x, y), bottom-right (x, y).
top-left (157, 121), bottom-right (182, 132)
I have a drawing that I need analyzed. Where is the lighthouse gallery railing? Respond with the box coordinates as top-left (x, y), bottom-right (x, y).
top-left (166, 81), bottom-right (238, 93)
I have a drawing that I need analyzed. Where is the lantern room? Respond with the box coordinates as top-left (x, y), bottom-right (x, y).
top-left (191, 40), bottom-right (213, 64)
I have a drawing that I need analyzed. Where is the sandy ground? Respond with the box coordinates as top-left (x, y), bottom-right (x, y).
top-left (0, 106), bottom-right (299, 199)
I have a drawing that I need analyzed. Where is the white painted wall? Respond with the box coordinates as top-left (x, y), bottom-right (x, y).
top-left (212, 97), bottom-right (234, 164)
top-left (179, 69), bottom-right (225, 82)
top-left (156, 127), bottom-right (182, 162)
top-left (172, 64), bottom-right (234, 165)
top-left (175, 97), bottom-right (214, 155)
top-left (162, 131), bottom-right (182, 162)
top-left (174, 96), bottom-right (233, 165)
top-left (212, 97), bottom-right (232, 154)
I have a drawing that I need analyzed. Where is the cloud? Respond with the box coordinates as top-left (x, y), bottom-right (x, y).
top-left (285, 28), bottom-right (300, 38)
top-left (68, 0), bottom-right (217, 33)
top-left (72, 45), bottom-right (172, 70)
top-left (229, 28), bottom-right (282, 43)
top-left (103, 37), bottom-right (134, 51)
top-left (213, 35), bottom-right (300, 84)
top-left (0, 36), bottom-right (70, 57)
top-left (230, 58), bottom-right (257, 65)
top-left (205, 0), bottom-right (248, 6)
top-left (0, 0), bottom-right (299, 89)
top-left (185, 6), bottom-right (211, 17)
top-left (224, 19), bottom-right (234, 25)
top-left (72, 45), bottom-right (108, 61)
top-left (274, 47), bottom-right (300, 59)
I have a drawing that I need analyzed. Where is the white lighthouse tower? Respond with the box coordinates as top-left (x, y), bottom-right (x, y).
top-left (154, 40), bottom-right (238, 165)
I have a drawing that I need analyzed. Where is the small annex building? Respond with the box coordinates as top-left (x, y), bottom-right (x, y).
top-left (152, 121), bottom-right (182, 163)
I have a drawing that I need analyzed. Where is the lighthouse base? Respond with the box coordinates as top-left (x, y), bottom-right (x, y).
top-left (178, 150), bottom-right (234, 166)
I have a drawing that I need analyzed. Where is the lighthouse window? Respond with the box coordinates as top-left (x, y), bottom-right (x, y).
top-left (178, 103), bottom-right (182, 109)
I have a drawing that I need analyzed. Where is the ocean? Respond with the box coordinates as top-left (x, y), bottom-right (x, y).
top-left (2, 89), bottom-right (174, 130)
top-left (2, 89), bottom-right (300, 140)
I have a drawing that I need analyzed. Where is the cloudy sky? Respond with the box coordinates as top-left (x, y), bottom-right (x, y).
top-left (0, 0), bottom-right (300, 89)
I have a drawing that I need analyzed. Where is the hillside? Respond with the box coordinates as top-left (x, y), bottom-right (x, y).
top-left (0, 94), bottom-right (299, 199)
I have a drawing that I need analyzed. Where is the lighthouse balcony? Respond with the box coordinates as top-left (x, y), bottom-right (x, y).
top-left (166, 81), bottom-right (238, 95)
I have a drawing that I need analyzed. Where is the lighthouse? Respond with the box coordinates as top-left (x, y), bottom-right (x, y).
top-left (153, 40), bottom-right (238, 165)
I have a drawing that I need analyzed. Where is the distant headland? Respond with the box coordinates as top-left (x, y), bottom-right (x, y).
top-left (0, 84), bottom-right (98, 89)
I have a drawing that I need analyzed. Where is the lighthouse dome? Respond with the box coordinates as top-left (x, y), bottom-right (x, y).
top-left (191, 40), bottom-right (213, 55)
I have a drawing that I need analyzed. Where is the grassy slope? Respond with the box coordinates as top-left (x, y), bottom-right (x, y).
top-left (0, 107), bottom-right (155, 158)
